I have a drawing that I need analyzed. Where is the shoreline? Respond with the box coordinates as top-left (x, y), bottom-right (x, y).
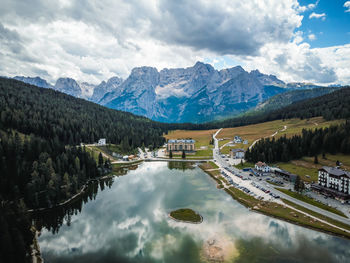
top-left (199, 164), bottom-right (350, 240)
top-left (224, 187), bottom-right (350, 240)
top-left (26, 174), bottom-right (114, 213)
top-left (26, 160), bottom-right (142, 214)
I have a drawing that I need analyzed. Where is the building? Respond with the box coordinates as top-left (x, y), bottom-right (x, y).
top-left (255, 161), bottom-right (270, 173)
top-left (274, 168), bottom-right (297, 182)
top-left (311, 166), bottom-right (350, 200)
top-left (166, 139), bottom-right (195, 155)
top-left (233, 136), bottom-right (242, 143)
top-left (98, 138), bottom-right (106, 145)
top-left (230, 148), bottom-right (245, 159)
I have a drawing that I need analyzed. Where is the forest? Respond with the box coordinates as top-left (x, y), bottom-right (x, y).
top-left (0, 78), bottom-right (349, 262)
top-left (245, 121), bottom-right (350, 163)
top-left (166, 86), bottom-right (350, 130)
top-left (0, 78), bottom-right (168, 208)
top-left (0, 78), bottom-right (167, 262)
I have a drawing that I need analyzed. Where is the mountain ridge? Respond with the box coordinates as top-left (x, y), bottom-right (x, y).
top-left (12, 62), bottom-right (325, 123)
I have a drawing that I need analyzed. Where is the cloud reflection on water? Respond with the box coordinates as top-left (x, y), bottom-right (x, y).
top-left (39, 162), bottom-right (350, 263)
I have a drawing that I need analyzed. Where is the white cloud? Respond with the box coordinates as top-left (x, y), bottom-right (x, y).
top-left (308, 33), bottom-right (317, 41)
top-left (297, 0), bottom-right (319, 12)
top-left (309, 12), bottom-right (326, 20)
top-left (0, 0), bottom-right (303, 84)
top-left (240, 37), bottom-right (344, 84)
top-left (345, 1), bottom-right (350, 12)
top-left (0, 0), bottom-right (349, 85)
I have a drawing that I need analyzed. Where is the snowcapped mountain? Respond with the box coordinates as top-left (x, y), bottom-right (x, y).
top-left (97, 62), bottom-right (288, 122)
top-left (13, 62), bottom-right (322, 123)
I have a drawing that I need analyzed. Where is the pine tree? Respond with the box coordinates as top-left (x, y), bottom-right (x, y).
top-left (314, 155), bottom-right (318, 164)
top-left (169, 150), bottom-right (173, 159)
top-left (98, 152), bottom-right (103, 168)
top-left (182, 150), bottom-right (186, 159)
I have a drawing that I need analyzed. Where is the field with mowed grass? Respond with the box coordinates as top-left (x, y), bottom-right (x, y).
top-left (164, 129), bottom-right (219, 158)
top-left (216, 117), bottom-right (343, 153)
top-left (164, 129), bottom-right (218, 147)
top-left (274, 153), bottom-right (350, 183)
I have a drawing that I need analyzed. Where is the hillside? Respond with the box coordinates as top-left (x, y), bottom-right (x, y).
top-left (15, 62), bottom-right (315, 123)
top-left (200, 86), bottom-right (350, 130)
top-left (0, 77), bottom-right (167, 209)
top-left (255, 86), bottom-right (340, 113)
top-left (0, 78), bottom-right (166, 149)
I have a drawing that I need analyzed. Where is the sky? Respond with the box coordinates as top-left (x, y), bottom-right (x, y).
top-left (0, 0), bottom-right (349, 85)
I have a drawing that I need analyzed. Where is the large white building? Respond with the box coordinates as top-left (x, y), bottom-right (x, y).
top-left (255, 161), bottom-right (270, 173)
top-left (230, 148), bottom-right (245, 159)
top-left (166, 139), bottom-right (196, 155)
top-left (312, 166), bottom-right (350, 200)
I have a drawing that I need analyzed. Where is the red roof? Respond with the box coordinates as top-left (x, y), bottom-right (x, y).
top-left (255, 161), bottom-right (267, 167)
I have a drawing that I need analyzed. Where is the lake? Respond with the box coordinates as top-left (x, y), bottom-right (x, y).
top-left (37, 161), bottom-right (350, 263)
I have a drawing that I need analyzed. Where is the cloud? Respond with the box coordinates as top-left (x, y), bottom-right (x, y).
top-left (0, 0), bottom-right (304, 84)
top-left (241, 37), bottom-right (341, 84)
top-left (309, 12), bottom-right (326, 20)
top-left (0, 0), bottom-right (349, 85)
top-left (308, 33), bottom-right (317, 41)
top-left (345, 1), bottom-right (350, 12)
top-left (297, 0), bottom-right (319, 12)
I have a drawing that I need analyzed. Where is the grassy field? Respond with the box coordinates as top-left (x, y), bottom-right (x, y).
top-left (164, 129), bottom-right (218, 148)
top-left (208, 161), bottom-right (219, 169)
top-left (224, 187), bottom-right (350, 239)
top-left (234, 162), bottom-right (254, 169)
top-left (218, 139), bottom-right (231, 147)
top-left (85, 146), bottom-right (105, 163)
top-left (282, 199), bottom-right (350, 232)
top-left (164, 129), bottom-right (216, 159)
top-left (199, 162), bottom-right (224, 188)
top-left (275, 188), bottom-right (346, 217)
top-left (274, 153), bottom-right (350, 183)
top-left (266, 180), bottom-right (283, 186)
top-left (89, 145), bottom-right (117, 161)
top-left (302, 154), bottom-right (350, 171)
top-left (217, 117), bottom-right (343, 152)
top-left (169, 208), bottom-right (202, 223)
top-left (274, 162), bottom-right (318, 182)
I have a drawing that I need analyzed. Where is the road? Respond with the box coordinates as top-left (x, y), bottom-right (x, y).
top-left (212, 128), bottom-right (350, 227)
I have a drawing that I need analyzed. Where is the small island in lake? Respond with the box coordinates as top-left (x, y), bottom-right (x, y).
top-left (169, 208), bottom-right (203, 223)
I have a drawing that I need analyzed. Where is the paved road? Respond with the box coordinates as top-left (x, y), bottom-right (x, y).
top-left (212, 128), bottom-right (350, 226)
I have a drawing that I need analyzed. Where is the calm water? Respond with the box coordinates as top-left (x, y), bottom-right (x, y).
top-left (37, 162), bottom-right (350, 263)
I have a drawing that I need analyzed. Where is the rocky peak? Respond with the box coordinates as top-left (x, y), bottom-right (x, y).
top-left (55, 78), bottom-right (81, 97)
top-left (14, 76), bottom-right (53, 89)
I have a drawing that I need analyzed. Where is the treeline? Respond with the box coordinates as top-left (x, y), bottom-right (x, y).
top-left (0, 131), bottom-right (104, 209)
top-left (0, 203), bottom-right (34, 263)
top-left (245, 121), bottom-right (350, 163)
top-left (165, 86), bottom-right (350, 130)
top-left (0, 78), bottom-right (165, 262)
top-left (0, 78), bottom-right (166, 151)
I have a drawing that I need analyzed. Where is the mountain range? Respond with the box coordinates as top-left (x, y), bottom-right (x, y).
top-left (13, 62), bottom-right (327, 123)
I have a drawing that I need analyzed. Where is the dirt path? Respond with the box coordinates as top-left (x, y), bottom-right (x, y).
top-left (249, 125), bottom-right (288, 150)
top-left (220, 141), bottom-right (233, 150)
top-left (85, 144), bottom-right (119, 164)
